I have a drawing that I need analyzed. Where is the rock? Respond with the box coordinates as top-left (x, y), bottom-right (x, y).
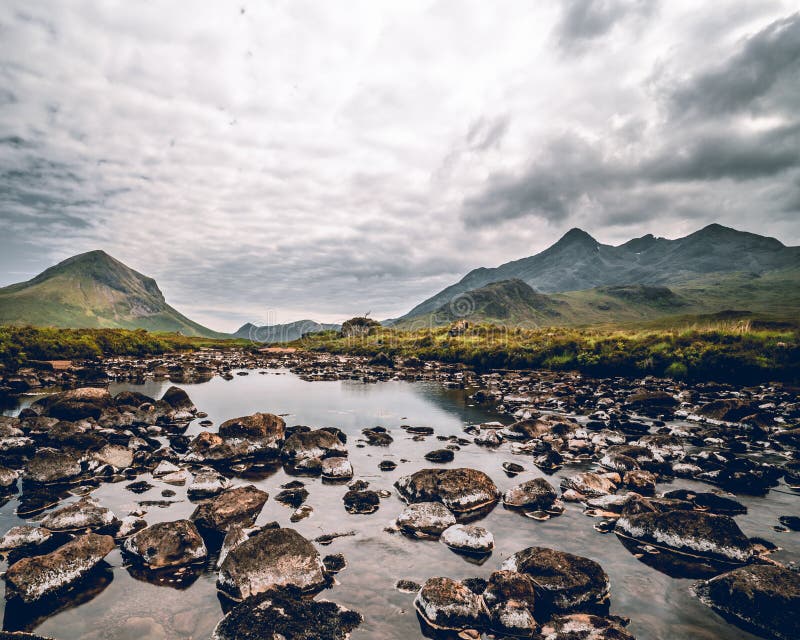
top-left (661, 489), bottom-right (747, 515)
top-left (502, 547), bottom-right (610, 613)
top-left (92, 444), bottom-right (134, 470)
top-left (414, 577), bottom-right (488, 632)
top-left (217, 527), bottom-right (326, 600)
top-left (395, 468), bottom-right (500, 514)
top-left (342, 489), bottom-right (380, 514)
top-left (126, 480), bottom-right (154, 494)
top-left (290, 505), bottom-right (313, 522)
top-left (441, 524), bottom-right (494, 554)
top-left (379, 460), bottom-right (397, 471)
top-left (321, 457), bottom-right (354, 481)
top-left (697, 398), bottom-right (757, 422)
top-left (323, 553), bottom-right (346, 573)
top-left (396, 579), bottom-right (422, 592)
top-left (539, 614), bottom-right (635, 639)
top-left (32, 387), bottom-right (112, 420)
top-left (217, 412), bottom-right (286, 458)
top-left (0, 525), bottom-right (51, 553)
top-left (779, 515), bottom-right (800, 531)
top-left (275, 486), bottom-right (309, 508)
top-left (211, 588), bottom-right (362, 640)
top-left (191, 485), bottom-right (269, 533)
top-left (187, 466), bottom-right (231, 499)
top-left (0, 465), bottom-right (20, 490)
top-left (4, 533), bottom-right (115, 603)
top-left (24, 448), bottom-right (83, 485)
top-left (624, 390), bottom-right (678, 416)
top-left (362, 428), bottom-right (393, 446)
top-left (615, 509), bottom-right (755, 564)
top-left (281, 429), bottom-right (346, 463)
top-left (425, 449), bottom-right (455, 463)
top-left (560, 473), bottom-right (616, 499)
top-left (40, 496), bottom-right (118, 533)
top-left (117, 516), bottom-right (147, 538)
top-left (217, 524), bottom-right (248, 568)
top-left (161, 386), bottom-right (196, 413)
top-left (503, 478), bottom-right (558, 510)
top-left (396, 502), bottom-right (457, 538)
top-left (694, 564), bottom-right (800, 640)
top-left (152, 460), bottom-right (181, 477)
top-left (482, 570), bottom-right (538, 636)
top-left (123, 519), bottom-right (207, 569)
top-left (622, 470), bottom-right (656, 494)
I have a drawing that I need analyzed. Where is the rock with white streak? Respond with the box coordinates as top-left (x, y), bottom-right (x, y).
top-left (396, 502), bottom-right (456, 538)
top-left (441, 524), bottom-right (494, 554)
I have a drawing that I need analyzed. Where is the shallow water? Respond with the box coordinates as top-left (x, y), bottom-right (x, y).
top-left (1, 369), bottom-right (797, 639)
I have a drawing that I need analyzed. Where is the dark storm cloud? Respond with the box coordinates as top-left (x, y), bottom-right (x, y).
top-left (668, 12), bottom-right (800, 118)
top-left (555, 0), bottom-right (658, 52)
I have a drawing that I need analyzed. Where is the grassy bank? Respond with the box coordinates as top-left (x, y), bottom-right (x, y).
top-left (0, 325), bottom-right (246, 371)
top-left (295, 320), bottom-right (800, 384)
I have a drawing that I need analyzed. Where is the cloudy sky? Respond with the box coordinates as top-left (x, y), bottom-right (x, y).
top-left (1, 1), bottom-right (799, 331)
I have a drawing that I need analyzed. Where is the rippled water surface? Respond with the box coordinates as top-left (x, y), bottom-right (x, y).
top-left (1, 369), bottom-right (797, 639)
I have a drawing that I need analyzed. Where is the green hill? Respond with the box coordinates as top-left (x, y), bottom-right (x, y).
top-left (0, 250), bottom-right (224, 337)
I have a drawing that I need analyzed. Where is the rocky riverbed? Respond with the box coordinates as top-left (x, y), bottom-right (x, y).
top-left (0, 349), bottom-right (798, 639)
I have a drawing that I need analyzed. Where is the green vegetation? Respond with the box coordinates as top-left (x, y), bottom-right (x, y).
top-left (295, 319), bottom-right (800, 384)
top-left (0, 326), bottom-right (245, 371)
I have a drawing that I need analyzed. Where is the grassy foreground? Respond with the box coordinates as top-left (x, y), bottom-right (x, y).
top-left (0, 325), bottom-right (246, 371)
top-left (296, 319), bottom-right (800, 384)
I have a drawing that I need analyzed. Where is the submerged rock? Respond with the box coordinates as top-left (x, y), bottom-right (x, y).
top-left (502, 547), bottom-right (610, 613)
top-left (217, 527), bottom-right (326, 600)
top-left (4, 533), bottom-right (115, 603)
top-left (615, 509), bottom-right (755, 564)
top-left (212, 588), bottom-right (362, 640)
top-left (395, 468), bottom-right (500, 514)
top-left (396, 502), bottom-right (456, 538)
top-left (693, 564), bottom-right (799, 640)
top-left (123, 519), bottom-right (207, 569)
top-left (414, 577), bottom-right (488, 632)
top-left (191, 485), bottom-right (268, 533)
top-left (540, 614), bottom-right (636, 639)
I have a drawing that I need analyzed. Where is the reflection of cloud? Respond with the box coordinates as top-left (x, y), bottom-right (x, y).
top-left (0, 2), bottom-right (798, 331)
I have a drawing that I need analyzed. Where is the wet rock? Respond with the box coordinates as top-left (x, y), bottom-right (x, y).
top-left (191, 485), bottom-right (269, 533)
top-left (0, 525), bottom-right (51, 553)
top-left (125, 480), bottom-right (154, 494)
top-left (32, 387), bottom-right (112, 420)
top-left (91, 444), bottom-right (133, 471)
top-left (275, 486), bottom-right (309, 508)
top-left (379, 460), bottom-right (397, 471)
top-left (40, 496), bottom-right (118, 533)
top-left (187, 466), bottom-right (231, 499)
top-left (414, 577), bottom-right (488, 632)
top-left (441, 524), bottom-right (494, 555)
top-left (397, 502), bottom-right (456, 538)
top-left (123, 519), bottom-right (207, 569)
top-left (624, 390), bottom-right (677, 416)
top-left (4, 532), bottom-right (115, 603)
top-left (697, 398), bottom-right (757, 422)
top-left (397, 579), bottom-right (422, 593)
top-left (502, 547), bottom-right (610, 613)
top-left (694, 564), bottom-right (799, 640)
top-left (323, 553), bottom-right (346, 573)
top-left (291, 505), bottom-right (313, 522)
top-left (615, 509), bottom-right (755, 564)
top-left (161, 386), bottom-right (196, 413)
top-left (212, 588), bottom-right (362, 640)
top-left (217, 524), bottom-right (248, 568)
top-left (395, 468), bottom-right (500, 514)
top-left (779, 515), bottom-right (800, 531)
top-left (342, 489), bottom-right (380, 515)
top-left (0, 465), bottom-right (20, 490)
top-left (321, 457), bottom-right (354, 481)
top-left (661, 489), bottom-right (747, 515)
top-left (622, 470), bottom-right (656, 494)
top-left (117, 516), bottom-right (147, 539)
top-left (425, 449), bottom-right (455, 463)
top-left (503, 478), bottom-right (557, 510)
top-left (218, 527), bottom-right (326, 600)
top-left (482, 570), bottom-right (538, 635)
top-left (560, 473), bottom-right (616, 499)
top-left (24, 448), bottom-right (83, 485)
top-left (502, 461), bottom-right (525, 475)
top-left (540, 614), bottom-right (635, 639)
top-left (217, 412), bottom-right (286, 458)
top-left (362, 428), bottom-right (393, 446)
top-left (281, 429), bottom-right (346, 463)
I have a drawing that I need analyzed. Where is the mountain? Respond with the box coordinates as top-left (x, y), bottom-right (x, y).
top-left (0, 250), bottom-right (224, 337)
top-left (401, 224), bottom-right (800, 321)
top-left (233, 320), bottom-right (339, 343)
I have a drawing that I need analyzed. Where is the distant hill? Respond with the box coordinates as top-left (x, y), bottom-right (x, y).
top-left (401, 224), bottom-right (800, 323)
top-left (233, 320), bottom-right (340, 343)
top-left (0, 250), bottom-right (224, 337)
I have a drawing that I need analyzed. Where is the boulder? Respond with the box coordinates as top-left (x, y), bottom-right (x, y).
top-left (32, 387), bottom-right (112, 420)
top-left (414, 577), bottom-right (488, 632)
top-left (694, 564), bottom-right (800, 640)
top-left (92, 444), bottom-right (134, 470)
top-left (123, 519), bottom-right (207, 569)
top-left (502, 547), bottom-right (610, 613)
top-left (560, 473), bottom-right (616, 499)
top-left (217, 527), bottom-right (326, 600)
top-left (4, 533), bottom-right (114, 603)
top-left (503, 478), bottom-right (558, 510)
top-left (24, 448), bottom-right (83, 485)
top-left (0, 525), bottom-right (51, 553)
top-left (540, 614), bottom-right (635, 639)
top-left (217, 412), bottom-right (286, 458)
top-left (342, 489), bottom-right (380, 514)
top-left (395, 468), bottom-right (500, 514)
top-left (187, 466), bottom-right (231, 499)
top-left (396, 502), bottom-right (456, 538)
top-left (615, 509), bottom-right (755, 564)
top-left (191, 485), bottom-right (268, 533)
top-left (482, 570), bottom-right (538, 635)
top-left (441, 524), bottom-right (494, 555)
top-left (161, 386), bottom-right (196, 412)
top-left (321, 457), bottom-right (353, 481)
top-left (40, 496), bottom-right (118, 533)
top-left (212, 588), bottom-right (362, 640)
top-left (281, 429), bottom-right (346, 463)
top-left (424, 449), bottom-right (455, 463)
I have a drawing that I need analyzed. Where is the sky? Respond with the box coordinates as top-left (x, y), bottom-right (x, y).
top-left (1, 1), bottom-right (799, 331)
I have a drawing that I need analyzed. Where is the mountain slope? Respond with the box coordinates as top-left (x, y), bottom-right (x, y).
top-left (233, 320), bottom-right (340, 343)
top-left (0, 250), bottom-right (224, 337)
top-left (402, 224), bottom-right (800, 320)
